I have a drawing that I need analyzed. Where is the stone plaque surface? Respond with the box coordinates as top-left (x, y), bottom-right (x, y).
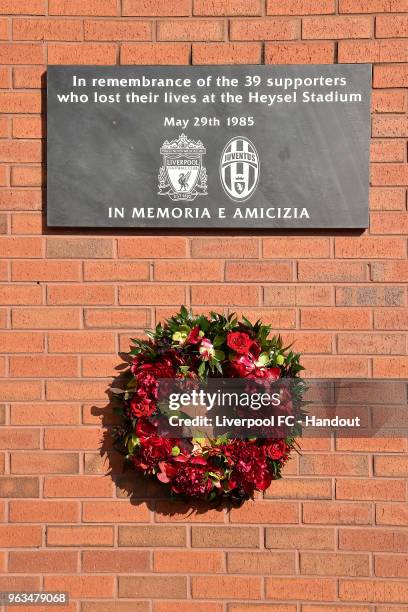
top-left (47, 65), bottom-right (371, 228)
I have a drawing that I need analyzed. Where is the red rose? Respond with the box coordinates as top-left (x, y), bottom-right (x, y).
top-left (186, 326), bottom-right (201, 345)
top-left (227, 331), bottom-right (253, 355)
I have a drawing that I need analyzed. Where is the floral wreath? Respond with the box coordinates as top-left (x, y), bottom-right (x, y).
top-left (113, 307), bottom-right (304, 505)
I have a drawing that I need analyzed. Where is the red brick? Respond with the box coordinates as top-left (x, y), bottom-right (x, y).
top-left (264, 237), bottom-right (328, 258)
top-left (12, 168), bottom-right (43, 191)
top-left (376, 503), bottom-right (408, 526)
top-left (12, 260), bottom-right (80, 282)
top-left (194, 0), bottom-right (262, 15)
top-left (10, 355), bottom-right (79, 378)
top-left (0, 476), bottom-right (39, 497)
top-left (118, 575), bottom-right (186, 599)
top-left (373, 116), bottom-right (408, 137)
top-left (0, 141), bottom-right (41, 161)
top-left (47, 237), bottom-right (114, 258)
top-left (13, 66), bottom-right (45, 88)
top-left (371, 139), bottom-right (405, 163)
top-left (302, 16), bottom-right (373, 39)
top-left (192, 284), bottom-right (258, 305)
top-left (158, 19), bottom-right (224, 41)
top-left (85, 19), bottom-right (151, 40)
top-left (226, 261), bottom-right (293, 282)
top-left (47, 526), bottom-right (113, 547)
top-left (13, 117), bottom-right (44, 139)
top-left (46, 380), bottom-right (107, 401)
top-left (300, 454), bottom-right (369, 476)
top-left (119, 236), bottom-right (187, 258)
top-left (119, 525), bottom-right (186, 547)
top-left (193, 42), bottom-right (262, 63)
top-left (375, 554), bottom-right (408, 577)
top-left (301, 307), bottom-right (371, 330)
top-left (0, 189), bottom-right (42, 211)
top-left (377, 14), bottom-right (408, 37)
top-left (44, 575), bottom-right (114, 598)
top-left (83, 604), bottom-right (148, 612)
top-left (339, 579), bottom-right (408, 603)
top-left (340, 39), bottom-right (408, 63)
top-left (49, 0), bottom-right (118, 15)
top-left (0, 285), bottom-right (38, 306)
top-left (0, 428), bottom-right (40, 449)
top-left (47, 285), bottom-right (115, 305)
top-left (12, 212), bottom-right (43, 233)
top-left (121, 42), bottom-right (190, 64)
top-left (266, 526), bottom-right (334, 550)
top-left (0, 525), bottom-right (42, 547)
top-left (229, 606), bottom-right (295, 612)
top-left (155, 550), bottom-right (223, 573)
top-left (266, 41), bottom-right (334, 63)
top-left (375, 456), bottom-right (408, 477)
top-left (375, 309), bottom-right (408, 329)
top-left (48, 331), bottom-right (115, 353)
top-left (0, 43), bottom-right (44, 64)
top-left (335, 236), bottom-right (405, 258)
top-left (82, 500), bottom-right (149, 522)
top-left (119, 284), bottom-right (186, 305)
top-left (371, 212), bottom-right (408, 234)
top-left (0, 0), bottom-right (45, 14)
top-left (0, 380), bottom-right (42, 400)
top-left (298, 261), bottom-right (367, 282)
top-left (264, 286), bottom-right (332, 306)
top-left (340, 0), bottom-right (405, 11)
top-left (191, 237), bottom-right (258, 258)
top-left (302, 356), bottom-right (369, 377)
top-left (191, 526), bottom-right (259, 548)
top-left (300, 552), bottom-right (370, 576)
top-left (84, 307), bottom-right (149, 328)
top-left (154, 500), bottom-right (225, 522)
top-left (192, 576), bottom-right (261, 599)
top-left (123, 0), bottom-right (191, 15)
top-left (372, 261), bottom-right (408, 282)
top-left (83, 261), bottom-right (149, 281)
top-left (154, 260), bottom-right (221, 281)
top-left (9, 500), bottom-right (79, 523)
top-left (48, 43), bottom-right (117, 64)
top-left (374, 64), bottom-right (408, 88)
top-left (268, 0), bottom-right (335, 13)
top-left (373, 357), bottom-right (408, 377)
top-left (336, 437), bottom-right (406, 453)
top-left (44, 476), bottom-right (113, 497)
top-left (266, 577), bottom-right (336, 601)
top-left (230, 18), bottom-right (299, 40)
top-left (338, 332), bottom-right (405, 355)
top-left (44, 427), bottom-right (103, 450)
top-left (372, 91), bottom-right (407, 114)
top-left (303, 502), bottom-right (371, 525)
top-left (0, 330), bottom-right (43, 352)
top-left (9, 551), bottom-right (77, 574)
top-left (11, 450), bottom-right (78, 474)
top-left (227, 551), bottom-right (295, 575)
top-left (83, 550), bottom-right (149, 573)
top-left (337, 479), bottom-right (406, 501)
top-left (230, 500), bottom-right (299, 524)
top-left (12, 307), bottom-right (80, 329)
top-left (266, 478), bottom-right (332, 499)
top-left (13, 18), bottom-right (83, 40)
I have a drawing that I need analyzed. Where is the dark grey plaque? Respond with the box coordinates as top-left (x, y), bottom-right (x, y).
top-left (47, 65), bottom-right (371, 229)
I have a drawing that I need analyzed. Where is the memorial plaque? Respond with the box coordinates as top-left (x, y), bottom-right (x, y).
top-left (47, 65), bottom-right (371, 229)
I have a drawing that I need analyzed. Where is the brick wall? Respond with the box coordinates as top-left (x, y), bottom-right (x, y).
top-left (0, 0), bottom-right (408, 609)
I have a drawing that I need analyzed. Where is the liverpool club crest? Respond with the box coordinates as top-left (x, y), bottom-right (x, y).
top-left (158, 134), bottom-right (208, 202)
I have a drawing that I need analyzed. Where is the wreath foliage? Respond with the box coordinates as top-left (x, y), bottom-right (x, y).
top-left (113, 307), bottom-right (304, 504)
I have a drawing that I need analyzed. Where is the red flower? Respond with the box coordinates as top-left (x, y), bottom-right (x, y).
top-left (186, 326), bottom-right (201, 345)
top-left (228, 354), bottom-right (256, 378)
top-left (227, 331), bottom-right (253, 355)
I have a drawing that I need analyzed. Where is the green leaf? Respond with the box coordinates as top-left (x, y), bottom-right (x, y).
top-left (198, 361), bottom-right (206, 378)
top-left (213, 334), bottom-right (226, 347)
top-left (214, 349), bottom-right (225, 361)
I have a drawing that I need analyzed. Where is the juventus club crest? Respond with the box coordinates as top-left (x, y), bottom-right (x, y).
top-left (158, 133), bottom-right (208, 202)
top-left (220, 136), bottom-right (260, 202)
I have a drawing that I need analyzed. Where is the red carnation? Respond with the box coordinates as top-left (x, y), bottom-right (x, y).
top-left (227, 331), bottom-right (253, 355)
